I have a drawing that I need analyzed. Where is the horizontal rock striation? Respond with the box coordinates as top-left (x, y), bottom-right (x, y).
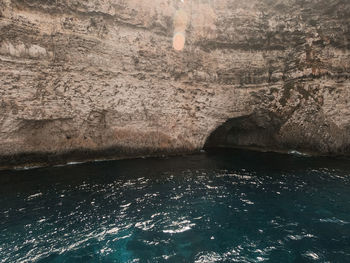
top-left (0, 0), bottom-right (350, 167)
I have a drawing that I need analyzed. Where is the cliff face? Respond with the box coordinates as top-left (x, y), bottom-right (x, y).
top-left (0, 0), bottom-right (349, 166)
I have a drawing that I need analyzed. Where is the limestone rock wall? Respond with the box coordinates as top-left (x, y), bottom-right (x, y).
top-left (0, 0), bottom-right (349, 166)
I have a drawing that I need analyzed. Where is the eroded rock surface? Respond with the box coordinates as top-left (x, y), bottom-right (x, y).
top-left (0, 0), bottom-right (349, 166)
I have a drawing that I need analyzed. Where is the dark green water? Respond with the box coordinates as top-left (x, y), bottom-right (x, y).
top-left (1, 149), bottom-right (350, 263)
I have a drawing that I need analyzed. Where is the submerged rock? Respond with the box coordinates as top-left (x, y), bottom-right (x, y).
top-left (0, 0), bottom-right (349, 167)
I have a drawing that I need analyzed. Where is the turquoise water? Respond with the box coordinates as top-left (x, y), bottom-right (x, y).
top-left (0, 149), bottom-right (350, 263)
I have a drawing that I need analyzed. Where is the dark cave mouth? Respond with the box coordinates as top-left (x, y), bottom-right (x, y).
top-left (203, 113), bottom-right (350, 157)
top-left (203, 114), bottom-right (282, 152)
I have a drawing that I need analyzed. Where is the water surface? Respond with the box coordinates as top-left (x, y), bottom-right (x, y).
top-left (1, 149), bottom-right (350, 262)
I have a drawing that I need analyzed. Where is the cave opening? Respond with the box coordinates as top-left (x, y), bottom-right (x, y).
top-left (204, 113), bottom-right (282, 151)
